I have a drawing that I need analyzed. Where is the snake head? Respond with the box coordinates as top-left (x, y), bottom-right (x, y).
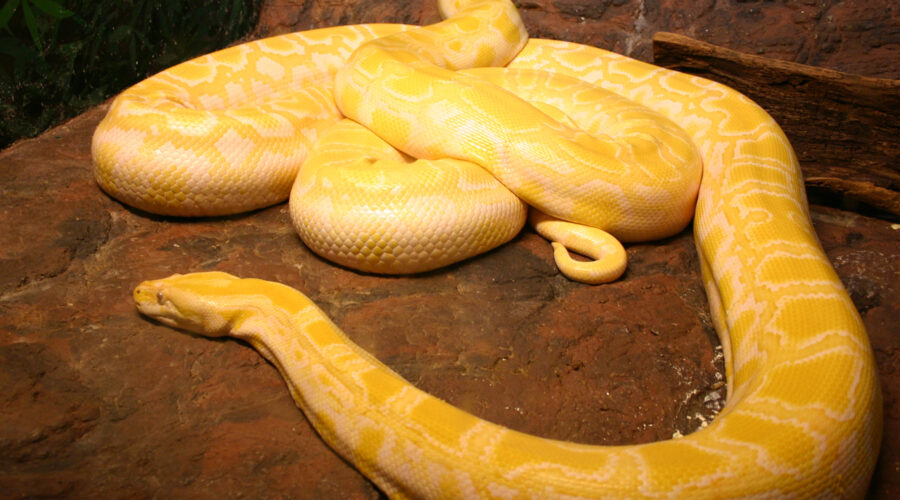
top-left (133, 272), bottom-right (241, 337)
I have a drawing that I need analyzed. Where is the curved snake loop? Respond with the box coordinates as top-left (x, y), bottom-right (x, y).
top-left (95, 0), bottom-right (881, 497)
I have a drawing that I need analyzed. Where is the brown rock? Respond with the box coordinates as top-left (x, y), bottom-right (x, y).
top-left (1, 1), bottom-right (898, 498)
top-left (253, 0), bottom-right (900, 79)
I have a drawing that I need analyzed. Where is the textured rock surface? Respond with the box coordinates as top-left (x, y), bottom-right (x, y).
top-left (1, 0), bottom-right (898, 498)
top-left (255, 0), bottom-right (900, 79)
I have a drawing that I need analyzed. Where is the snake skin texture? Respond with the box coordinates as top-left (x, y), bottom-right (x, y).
top-left (97, 0), bottom-right (881, 497)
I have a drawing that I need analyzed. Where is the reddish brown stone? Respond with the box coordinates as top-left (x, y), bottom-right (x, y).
top-left (1, 1), bottom-right (898, 498)
top-left (253, 0), bottom-right (900, 79)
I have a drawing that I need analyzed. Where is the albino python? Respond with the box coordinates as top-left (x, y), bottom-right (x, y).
top-left (97, 0), bottom-right (881, 497)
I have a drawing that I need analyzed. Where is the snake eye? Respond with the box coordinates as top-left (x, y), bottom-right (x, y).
top-left (157, 291), bottom-right (164, 303)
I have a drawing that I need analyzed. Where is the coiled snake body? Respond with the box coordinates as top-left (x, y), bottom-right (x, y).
top-left (98, 0), bottom-right (881, 497)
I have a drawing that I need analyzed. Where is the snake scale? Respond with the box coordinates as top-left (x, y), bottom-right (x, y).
top-left (96, 0), bottom-right (881, 497)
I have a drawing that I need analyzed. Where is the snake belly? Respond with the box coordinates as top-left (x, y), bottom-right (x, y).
top-left (100, 0), bottom-right (882, 497)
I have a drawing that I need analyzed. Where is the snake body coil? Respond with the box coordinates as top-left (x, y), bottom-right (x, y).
top-left (100, 0), bottom-right (881, 497)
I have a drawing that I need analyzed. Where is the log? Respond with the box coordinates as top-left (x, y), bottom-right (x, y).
top-left (652, 31), bottom-right (900, 216)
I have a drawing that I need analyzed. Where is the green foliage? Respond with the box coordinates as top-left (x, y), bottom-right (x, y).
top-left (0, 0), bottom-right (261, 149)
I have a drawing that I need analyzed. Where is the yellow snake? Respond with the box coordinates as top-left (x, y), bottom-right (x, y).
top-left (99, 0), bottom-right (882, 496)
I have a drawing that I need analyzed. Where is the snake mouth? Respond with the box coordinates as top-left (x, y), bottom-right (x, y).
top-left (134, 281), bottom-right (180, 327)
top-left (133, 275), bottom-right (236, 337)
top-left (133, 277), bottom-right (207, 333)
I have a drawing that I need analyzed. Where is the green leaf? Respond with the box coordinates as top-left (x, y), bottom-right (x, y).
top-left (0, 0), bottom-right (20, 30)
top-left (29, 0), bottom-right (72, 20)
top-left (21, 0), bottom-right (40, 51)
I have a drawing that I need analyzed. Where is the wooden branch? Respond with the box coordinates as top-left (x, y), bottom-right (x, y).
top-left (652, 31), bottom-right (900, 216)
